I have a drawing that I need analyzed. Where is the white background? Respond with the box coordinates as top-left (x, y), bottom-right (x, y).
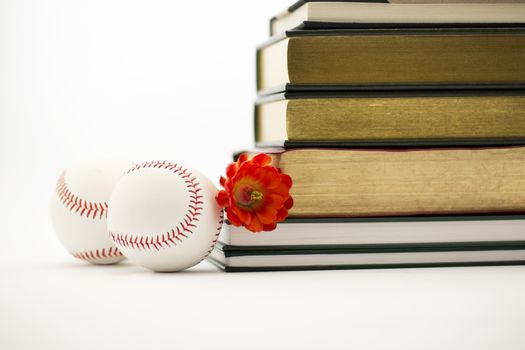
top-left (1, 1), bottom-right (525, 349)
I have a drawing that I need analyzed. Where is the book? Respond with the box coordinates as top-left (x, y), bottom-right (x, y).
top-left (255, 90), bottom-right (525, 147)
top-left (208, 244), bottom-right (525, 272)
top-left (270, 0), bottom-right (525, 35)
top-left (219, 216), bottom-right (525, 247)
top-left (256, 28), bottom-right (525, 94)
top-left (238, 146), bottom-right (525, 217)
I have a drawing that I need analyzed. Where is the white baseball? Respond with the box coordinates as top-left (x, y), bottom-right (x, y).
top-left (51, 159), bottom-right (134, 264)
top-left (107, 161), bottom-right (224, 272)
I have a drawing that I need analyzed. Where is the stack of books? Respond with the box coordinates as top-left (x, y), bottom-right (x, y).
top-left (208, 0), bottom-right (525, 272)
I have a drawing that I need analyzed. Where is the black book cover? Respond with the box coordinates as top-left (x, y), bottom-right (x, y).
top-left (216, 241), bottom-right (525, 258)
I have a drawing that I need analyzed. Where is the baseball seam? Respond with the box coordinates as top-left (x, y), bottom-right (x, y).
top-left (72, 247), bottom-right (123, 261)
top-left (200, 210), bottom-right (224, 262)
top-left (109, 161), bottom-right (219, 251)
top-left (56, 172), bottom-right (108, 219)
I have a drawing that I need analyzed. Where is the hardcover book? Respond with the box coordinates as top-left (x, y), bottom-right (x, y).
top-left (270, 0), bottom-right (525, 35)
top-left (208, 244), bottom-right (525, 272)
top-left (255, 90), bottom-right (525, 147)
top-left (238, 147), bottom-right (525, 217)
top-left (219, 216), bottom-right (525, 247)
top-left (256, 28), bottom-right (525, 94)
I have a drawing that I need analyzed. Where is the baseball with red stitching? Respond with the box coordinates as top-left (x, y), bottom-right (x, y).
top-left (107, 160), bottom-right (224, 272)
top-left (51, 159), bottom-right (134, 264)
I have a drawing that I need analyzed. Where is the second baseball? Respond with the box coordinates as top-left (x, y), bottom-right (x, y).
top-left (107, 160), bottom-right (223, 272)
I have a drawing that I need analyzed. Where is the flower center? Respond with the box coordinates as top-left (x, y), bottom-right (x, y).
top-left (235, 183), bottom-right (264, 209)
top-left (250, 190), bottom-right (263, 201)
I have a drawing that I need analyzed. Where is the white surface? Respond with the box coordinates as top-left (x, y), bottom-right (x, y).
top-left (2, 257), bottom-right (525, 350)
top-left (1, 0), bottom-right (525, 349)
top-left (108, 162), bottom-right (223, 271)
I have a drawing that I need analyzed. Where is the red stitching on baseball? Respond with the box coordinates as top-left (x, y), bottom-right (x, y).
top-left (71, 247), bottom-right (123, 261)
top-left (200, 210), bottom-right (224, 263)
top-left (109, 161), bottom-right (210, 251)
top-left (56, 172), bottom-right (108, 219)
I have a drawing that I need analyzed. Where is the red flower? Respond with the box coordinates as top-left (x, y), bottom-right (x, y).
top-left (216, 153), bottom-right (293, 232)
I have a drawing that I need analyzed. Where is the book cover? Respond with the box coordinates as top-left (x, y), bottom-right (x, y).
top-left (270, 0), bottom-right (525, 35)
top-left (236, 147), bottom-right (525, 217)
top-left (255, 89), bottom-right (525, 147)
top-left (256, 28), bottom-right (525, 94)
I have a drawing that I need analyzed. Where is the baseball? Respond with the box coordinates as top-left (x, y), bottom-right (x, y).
top-left (51, 159), bottom-right (134, 264)
top-left (107, 160), bottom-right (224, 272)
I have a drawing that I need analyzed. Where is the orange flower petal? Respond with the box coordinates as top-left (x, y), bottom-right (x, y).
top-left (266, 193), bottom-right (285, 208)
top-left (235, 207), bottom-right (253, 225)
top-left (226, 207), bottom-right (242, 227)
top-left (263, 223), bottom-right (277, 231)
top-left (280, 173), bottom-right (292, 188)
top-left (259, 168), bottom-right (281, 189)
top-left (237, 153), bottom-right (249, 166)
top-left (273, 183), bottom-right (291, 197)
top-left (256, 205), bottom-right (278, 225)
top-left (284, 196), bottom-right (294, 210)
top-left (216, 190), bottom-right (229, 207)
top-left (245, 164), bottom-right (263, 180)
top-left (226, 162), bottom-right (238, 178)
top-left (276, 206), bottom-right (289, 222)
top-left (246, 215), bottom-right (263, 232)
top-left (252, 153), bottom-right (272, 166)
